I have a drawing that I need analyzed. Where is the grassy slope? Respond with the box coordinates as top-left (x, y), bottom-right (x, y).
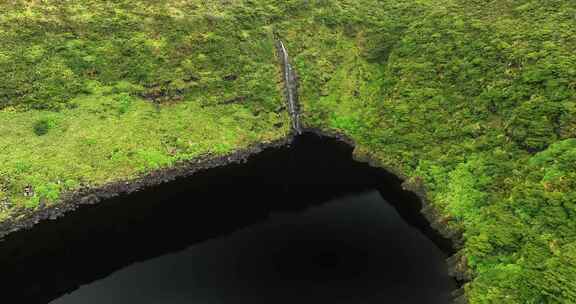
top-left (1, 0), bottom-right (575, 303)
top-left (0, 1), bottom-right (291, 219)
top-left (279, 0), bottom-right (576, 303)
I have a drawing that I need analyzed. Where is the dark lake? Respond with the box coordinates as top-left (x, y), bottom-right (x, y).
top-left (0, 133), bottom-right (456, 304)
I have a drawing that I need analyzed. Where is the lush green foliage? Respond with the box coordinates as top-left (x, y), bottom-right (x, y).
top-left (0, 1), bottom-right (286, 113)
top-left (1, 1), bottom-right (575, 303)
top-left (0, 1), bottom-right (290, 215)
top-left (280, 0), bottom-right (576, 303)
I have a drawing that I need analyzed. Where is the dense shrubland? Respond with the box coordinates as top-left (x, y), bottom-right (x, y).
top-left (0, 1), bottom-right (284, 112)
top-left (277, 0), bottom-right (575, 302)
top-left (0, 0), bottom-right (291, 218)
top-left (1, 0), bottom-right (575, 303)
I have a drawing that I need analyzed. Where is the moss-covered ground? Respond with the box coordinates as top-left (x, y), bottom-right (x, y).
top-left (0, 1), bottom-right (291, 219)
top-left (278, 0), bottom-right (575, 302)
top-left (1, 1), bottom-right (575, 303)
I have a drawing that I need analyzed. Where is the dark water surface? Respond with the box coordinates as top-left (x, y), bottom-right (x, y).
top-left (0, 133), bottom-right (456, 304)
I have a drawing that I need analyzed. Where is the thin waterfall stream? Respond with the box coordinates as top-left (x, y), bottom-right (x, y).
top-left (276, 39), bottom-right (302, 134)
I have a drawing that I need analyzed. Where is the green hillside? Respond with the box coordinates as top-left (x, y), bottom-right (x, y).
top-left (0, 0), bottom-right (291, 216)
top-left (281, 0), bottom-right (576, 302)
top-left (1, 1), bottom-right (575, 303)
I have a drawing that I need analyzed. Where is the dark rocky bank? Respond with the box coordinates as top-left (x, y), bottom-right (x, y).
top-left (0, 130), bottom-right (468, 304)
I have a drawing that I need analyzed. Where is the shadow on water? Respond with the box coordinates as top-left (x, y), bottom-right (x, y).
top-left (0, 133), bottom-right (456, 304)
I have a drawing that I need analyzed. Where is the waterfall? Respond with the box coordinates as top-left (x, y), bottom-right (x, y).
top-left (277, 40), bottom-right (302, 135)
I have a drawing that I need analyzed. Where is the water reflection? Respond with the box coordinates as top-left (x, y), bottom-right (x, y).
top-left (51, 190), bottom-right (455, 304)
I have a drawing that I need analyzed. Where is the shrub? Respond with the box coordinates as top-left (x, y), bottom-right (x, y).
top-left (115, 93), bottom-right (134, 115)
top-left (33, 118), bottom-right (58, 136)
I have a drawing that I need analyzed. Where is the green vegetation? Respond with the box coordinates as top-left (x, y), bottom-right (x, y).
top-left (1, 0), bottom-right (575, 303)
top-left (0, 1), bottom-right (290, 215)
top-left (278, 0), bottom-right (575, 303)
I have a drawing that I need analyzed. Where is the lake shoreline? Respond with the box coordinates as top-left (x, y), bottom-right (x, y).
top-left (0, 128), bottom-right (468, 303)
top-left (0, 135), bottom-right (294, 240)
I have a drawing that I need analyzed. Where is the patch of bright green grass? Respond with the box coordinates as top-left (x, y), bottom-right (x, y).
top-left (0, 86), bottom-right (289, 212)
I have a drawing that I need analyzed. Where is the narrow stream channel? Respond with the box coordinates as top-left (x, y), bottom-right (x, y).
top-left (0, 133), bottom-right (456, 304)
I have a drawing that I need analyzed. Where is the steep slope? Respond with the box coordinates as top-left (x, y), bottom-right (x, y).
top-left (280, 0), bottom-right (576, 302)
